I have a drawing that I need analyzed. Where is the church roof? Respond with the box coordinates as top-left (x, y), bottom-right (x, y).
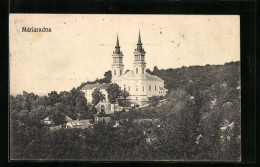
top-left (81, 83), bottom-right (111, 91)
top-left (123, 70), bottom-right (164, 82)
top-left (145, 73), bottom-right (164, 81)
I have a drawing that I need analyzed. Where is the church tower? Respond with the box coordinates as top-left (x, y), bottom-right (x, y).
top-left (133, 30), bottom-right (146, 77)
top-left (111, 34), bottom-right (124, 82)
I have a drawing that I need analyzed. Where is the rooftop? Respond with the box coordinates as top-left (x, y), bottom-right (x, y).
top-left (123, 70), bottom-right (164, 82)
top-left (81, 83), bottom-right (111, 91)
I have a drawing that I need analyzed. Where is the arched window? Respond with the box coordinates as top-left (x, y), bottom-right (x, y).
top-left (155, 85), bottom-right (157, 91)
top-left (114, 70), bottom-right (116, 75)
top-left (149, 85), bottom-right (151, 91)
top-left (136, 86), bottom-right (138, 91)
top-left (128, 86), bottom-right (130, 91)
top-left (120, 70), bottom-right (122, 75)
top-left (142, 68), bottom-right (144, 74)
top-left (136, 68), bottom-right (138, 74)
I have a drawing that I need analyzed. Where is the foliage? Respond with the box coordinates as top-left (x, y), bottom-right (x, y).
top-left (120, 90), bottom-right (130, 100)
top-left (91, 88), bottom-right (105, 105)
top-left (148, 96), bottom-right (160, 107)
top-left (106, 83), bottom-right (121, 104)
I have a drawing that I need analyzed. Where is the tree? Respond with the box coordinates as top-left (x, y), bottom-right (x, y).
top-left (146, 68), bottom-right (152, 74)
top-left (198, 108), bottom-right (223, 160)
top-left (148, 96), bottom-right (160, 107)
top-left (91, 88), bottom-right (105, 105)
top-left (152, 66), bottom-right (160, 75)
top-left (106, 83), bottom-right (121, 104)
top-left (48, 91), bottom-right (60, 106)
top-left (76, 97), bottom-right (88, 112)
top-left (121, 90), bottom-right (130, 100)
top-left (50, 110), bottom-right (66, 126)
top-left (35, 96), bottom-right (48, 106)
top-left (103, 70), bottom-right (112, 83)
top-left (119, 90), bottom-right (130, 107)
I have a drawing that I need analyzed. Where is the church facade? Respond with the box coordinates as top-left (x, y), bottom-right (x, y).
top-left (111, 31), bottom-right (167, 106)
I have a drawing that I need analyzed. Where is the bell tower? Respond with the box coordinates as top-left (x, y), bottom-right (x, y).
top-left (133, 30), bottom-right (146, 77)
top-left (111, 34), bottom-right (124, 82)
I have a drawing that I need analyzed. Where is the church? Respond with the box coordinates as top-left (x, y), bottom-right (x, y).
top-left (111, 31), bottom-right (167, 106)
top-left (81, 31), bottom-right (167, 107)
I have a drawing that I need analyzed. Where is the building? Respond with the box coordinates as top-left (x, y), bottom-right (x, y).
top-left (66, 119), bottom-right (93, 129)
top-left (81, 83), bottom-right (110, 104)
top-left (81, 31), bottom-right (168, 107)
top-left (111, 31), bottom-right (167, 105)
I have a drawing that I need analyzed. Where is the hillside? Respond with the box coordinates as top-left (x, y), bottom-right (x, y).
top-left (9, 61), bottom-right (241, 160)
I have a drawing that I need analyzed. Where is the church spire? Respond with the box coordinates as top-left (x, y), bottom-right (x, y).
top-left (137, 30), bottom-right (143, 52)
top-left (138, 29), bottom-right (142, 44)
top-left (115, 34), bottom-right (121, 54)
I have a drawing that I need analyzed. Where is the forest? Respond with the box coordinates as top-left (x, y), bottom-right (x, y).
top-left (10, 61), bottom-right (240, 161)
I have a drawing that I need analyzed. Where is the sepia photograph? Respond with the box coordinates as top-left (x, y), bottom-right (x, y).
top-left (9, 14), bottom-right (241, 161)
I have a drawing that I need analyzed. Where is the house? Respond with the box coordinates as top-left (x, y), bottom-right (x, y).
top-left (66, 119), bottom-right (93, 129)
top-left (66, 119), bottom-right (82, 128)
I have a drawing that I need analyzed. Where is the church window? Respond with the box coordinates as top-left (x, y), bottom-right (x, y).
top-left (114, 70), bottom-right (116, 75)
top-left (155, 85), bottom-right (157, 91)
top-left (142, 68), bottom-right (144, 74)
top-left (149, 85), bottom-right (151, 91)
top-left (120, 70), bottom-right (122, 75)
top-left (136, 97), bottom-right (138, 101)
top-left (143, 86), bottom-right (144, 91)
top-left (136, 68), bottom-right (138, 74)
top-left (128, 86), bottom-right (130, 91)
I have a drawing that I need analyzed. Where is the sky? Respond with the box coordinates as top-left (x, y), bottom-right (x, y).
top-left (9, 14), bottom-right (240, 95)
